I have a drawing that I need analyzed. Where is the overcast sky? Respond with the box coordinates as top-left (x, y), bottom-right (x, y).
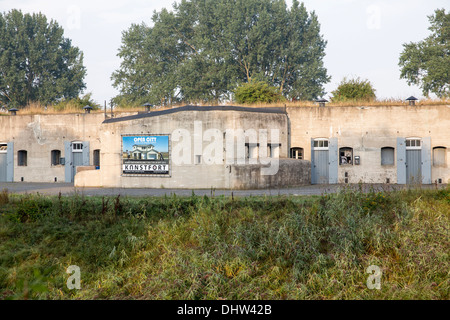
top-left (1, 0), bottom-right (448, 104)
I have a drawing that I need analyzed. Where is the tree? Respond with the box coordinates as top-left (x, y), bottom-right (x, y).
top-left (399, 9), bottom-right (449, 98)
top-left (0, 9), bottom-right (86, 108)
top-left (330, 77), bottom-right (376, 102)
top-left (112, 0), bottom-right (330, 105)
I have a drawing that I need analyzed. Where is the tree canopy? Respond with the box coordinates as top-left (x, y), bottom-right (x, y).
top-left (399, 8), bottom-right (449, 98)
top-left (0, 9), bottom-right (86, 108)
top-left (112, 0), bottom-right (330, 106)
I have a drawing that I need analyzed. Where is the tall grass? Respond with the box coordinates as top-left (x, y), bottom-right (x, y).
top-left (0, 186), bottom-right (448, 300)
top-left (3, 98), bottom-right (449, 116)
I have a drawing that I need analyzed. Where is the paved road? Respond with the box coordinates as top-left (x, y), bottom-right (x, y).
top-left (0, 182), bottom-right (446, 197)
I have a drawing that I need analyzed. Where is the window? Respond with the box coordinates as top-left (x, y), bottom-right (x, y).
top-left (72, 142), bottom-right (83, 152)
top-left (245, 143), bottom-right (258, 159)
top-left (0, 143), bottom-right (7, 153)
top-left (406, 138), bottom-right (421, 149)
top-left (313, 139), bottom-right (329, 149)
top-left (433, 147), bottom-right (446, 166)
top-left (381, 147), bottom-right (395, 166)
top-left (339, 147), bottom-right (353, 165)
top-left (51, 150), bottom-right (61, 165)
top-left (268, 144), bottom-right (280, 158)
top-left (18, 150), bottom-right (27, 166)
top-left (93, 149), bottom-right (100, 167)
top-left (290, 147), bottom-right (304, 159)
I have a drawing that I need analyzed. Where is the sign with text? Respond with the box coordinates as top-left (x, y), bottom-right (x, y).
top-left (122, 135), bottom-right (170, 175)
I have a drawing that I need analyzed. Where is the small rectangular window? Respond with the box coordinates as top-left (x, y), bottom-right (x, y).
top-left (314, 141), bottom-right (318, 148)
top-left (51, 150), bottom-right (61, 165)
top-left (381, 147), bottom-right (395, 166)
top-left (93, 149), bottom-right (100, 167)
top-left (18, 150), bottom-right (27, 166)
top-left (290, 148), bottom-right (304, 159)
top-left (0, 144), bottom-right (7, 153)
top-left (72, 143), bottom-right (83, 152)
top-left (339, 147), bottom-right (353, 165)
top-left (406, 138), bottom-right (421, 150)
top-left (433, 147), bottom-right (446, 166)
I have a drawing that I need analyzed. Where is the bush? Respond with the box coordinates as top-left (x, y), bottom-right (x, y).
top-left (331, 77), bottom-right (376, 102)
top-left (53, 93), bottom-right (101, 111)
top-left (234, 81), bottom-right (285, 104)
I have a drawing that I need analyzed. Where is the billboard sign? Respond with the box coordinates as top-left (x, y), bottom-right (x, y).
top-left (122, 135), bottom-right (170, 175)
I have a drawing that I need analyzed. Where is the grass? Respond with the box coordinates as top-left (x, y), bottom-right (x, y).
top-left (2, 98), bottom-right (449, 116)
top-left (0, 186), bottom-right (448, 300)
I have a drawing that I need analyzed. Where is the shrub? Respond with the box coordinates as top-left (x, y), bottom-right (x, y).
top-left (234, 81), bottom-right (285, 104)
top-left (53, 93), bottom-right (101, 111)
top-left (331, 77), bottom-right (376, 102)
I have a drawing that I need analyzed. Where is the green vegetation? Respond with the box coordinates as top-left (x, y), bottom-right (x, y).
top-left (0, 9), bottom-right (86, 108)
top-left (111, 0), bottom-right (329, 106)
top-left (331, 77), bottom-right (376, 103)
top-left (399, 8), bottom-right (449, 98)
top-left (0, 187), bottom-right (448, 300)
top-left (234, 81), bottom-right (285, 104)
top-left (53, 93), bottom-right (101, 111)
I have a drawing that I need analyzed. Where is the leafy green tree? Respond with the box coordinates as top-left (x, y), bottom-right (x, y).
top-left (0, 9), bottom-right (86, 108)
top-left (234, 81), bottom-right (285, 104)
top-left (112, 0), bottom-right (330, 105)
top-left (399, 9), bottom-right (449, 98)
top-left (330, 77), bottom-right (376, 102)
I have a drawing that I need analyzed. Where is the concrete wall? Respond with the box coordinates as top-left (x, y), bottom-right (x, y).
top-left (76, 108), bottom-right (290, 189)
top-left (230, 159), bottom-right (310, 189)
top-left (0, 113), bottom-right (106, 182)
top-left (1, 104), bottom-right (448, 187)
top-left (287, 105), bottom-right (450, 184)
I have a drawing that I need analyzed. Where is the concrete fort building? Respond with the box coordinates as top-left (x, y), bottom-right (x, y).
top-left (0, 103), bottom-right (449, 189)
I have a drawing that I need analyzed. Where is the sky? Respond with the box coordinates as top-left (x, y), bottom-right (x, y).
top-left (122, 135), bottom-right (169, 153)
top-left (0, 0), bottom-right (448, 104)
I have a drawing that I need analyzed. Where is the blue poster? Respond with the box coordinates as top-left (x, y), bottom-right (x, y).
top-left (122, 135), bottom-right (169, 174)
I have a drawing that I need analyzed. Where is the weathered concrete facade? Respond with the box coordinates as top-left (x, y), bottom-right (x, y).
top-left (76, 106), bottom-right (293, 189)
top-left (0, 104), bottom-right (449, 188)
top-left (0, 113), bottom-right (104, 183)
top-left (287, 105), bottom-right (450, 184)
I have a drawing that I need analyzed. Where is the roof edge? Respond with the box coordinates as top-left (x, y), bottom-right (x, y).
top-left (102, 105), bottom-right (287, 124)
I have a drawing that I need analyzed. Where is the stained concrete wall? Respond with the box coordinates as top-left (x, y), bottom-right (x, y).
top-left (287, 105), bottom-right (450, 184)
top-left (76, 108), bottom-right (291, 189)
top-left (0, 113), bottom-right (106, 182)
top-left (1, 104), bottom-right (448, 187)
top-left (230, 159), bottom-right (310, 189)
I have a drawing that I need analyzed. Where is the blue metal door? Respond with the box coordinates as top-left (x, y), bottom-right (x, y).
top-left (406, 150), bottom-right (421, 184)
top-left (0, 153), bottom-right (6, 182)
top-left (313, 150), bottom-right (329, 184)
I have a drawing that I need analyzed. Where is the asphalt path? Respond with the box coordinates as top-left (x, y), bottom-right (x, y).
top-left (0, 182), bottom-right (446, 198)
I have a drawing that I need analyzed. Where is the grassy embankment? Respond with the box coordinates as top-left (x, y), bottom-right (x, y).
top-left (1, 98), bottom-right (449, 116)
top-left (0, 186), bottom-right (448, 300)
